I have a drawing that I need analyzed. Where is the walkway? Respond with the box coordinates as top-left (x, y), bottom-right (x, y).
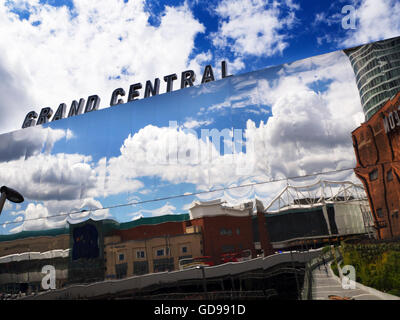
top-left (312, 262), bottom-right (384, 300)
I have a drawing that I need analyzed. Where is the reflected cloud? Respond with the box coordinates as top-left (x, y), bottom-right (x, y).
top-left (0, 46), bottom-right (365, 234)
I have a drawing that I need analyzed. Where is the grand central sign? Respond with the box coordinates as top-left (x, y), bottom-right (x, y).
top-left (22, 61), bottom-right (232, 129)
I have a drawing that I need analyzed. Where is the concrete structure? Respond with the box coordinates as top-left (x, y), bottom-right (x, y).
top-left (352, 91), bottom-right (400, 239)
top-left (344, 36), bottom-right (400, 120)
top-left (0, 249), bottom-right (69, 293)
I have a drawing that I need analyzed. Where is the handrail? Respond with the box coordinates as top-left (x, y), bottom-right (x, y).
top-left (301, 247), bottom-right (342, 300)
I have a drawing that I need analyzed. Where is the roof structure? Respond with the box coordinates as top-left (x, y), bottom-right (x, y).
top-left (118, 213), bottom-right (190, 230)
top-left (0, 227), bottom-right (69, 243)
top-left (265, 180), bottom-right (369, 214)
top-left (0, 214), bottom-right (191, 242)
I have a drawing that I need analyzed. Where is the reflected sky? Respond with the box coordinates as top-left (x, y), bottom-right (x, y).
top-left (0, 48), bottom-right (364, 234)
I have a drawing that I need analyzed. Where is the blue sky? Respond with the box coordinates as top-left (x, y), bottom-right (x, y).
top-left (0, 0), bottom-right (399, 234)
top-left (0, 0), bottom-right (399, 134)
top-left (0, 49), bottom-right (366, 233)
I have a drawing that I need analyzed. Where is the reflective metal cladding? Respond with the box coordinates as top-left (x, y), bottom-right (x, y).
top-left (21, 61), bottom-right (232, 129)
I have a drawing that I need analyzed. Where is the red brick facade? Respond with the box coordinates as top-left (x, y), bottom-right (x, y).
top-left (352, 91), bottom-right (400, 239)
top-left (191, 213), bottom-right (274, 264)
top-left (190, 215), bottom-right (254, 264)
top-left (112, 213), bottom-right (274, 265)
top-left (114, 221), bottom-right (186, 242)
top-left (257, 212), bottom-right (274, 256)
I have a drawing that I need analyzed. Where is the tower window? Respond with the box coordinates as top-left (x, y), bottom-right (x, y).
top-left (369, 169), bottom-right (378, 181)
top-left (136, 250), bottom-right (145, 259)
top-left (387, 169), bottom-right (393, 181)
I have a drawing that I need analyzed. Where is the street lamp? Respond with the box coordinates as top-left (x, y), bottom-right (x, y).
top-left (0, 186), bottom-right (24, 215)
top-left (196, 265), bottom-right (208, 299)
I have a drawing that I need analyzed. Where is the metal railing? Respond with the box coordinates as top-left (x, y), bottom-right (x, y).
top-left (127, 289), bottom-right (278, 300)
top-left (301, 247), bottom-right (342, 300)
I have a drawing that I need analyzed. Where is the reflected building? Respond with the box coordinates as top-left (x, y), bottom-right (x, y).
top-left (352, 91), bottom-right (400, 240)
top-left (344, 36), bottom-right (400, 120)
top-left (0, 200), bottom-right (275, 294)
top-left (0, 229), bottom-right (69, 294)
top-left (262, 180), bottom-right (375, 248)
top-left (0, 186), bottom-right (377, 295)
top-left (346, 36), bottom-right (400, 240)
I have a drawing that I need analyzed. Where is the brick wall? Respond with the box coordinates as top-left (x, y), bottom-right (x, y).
top-left (352, 91), bottom-right (400, 239)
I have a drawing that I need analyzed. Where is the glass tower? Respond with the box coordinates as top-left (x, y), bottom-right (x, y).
top-left (344, 36), bottom-right (400, 121)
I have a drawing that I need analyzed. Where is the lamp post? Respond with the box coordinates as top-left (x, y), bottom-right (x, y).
top-left (196, 265), bottom-right (208, 299)
top-left (0, 186), bottom-right (24, 215)
top-left (0, 186), bottom-right (23, 295)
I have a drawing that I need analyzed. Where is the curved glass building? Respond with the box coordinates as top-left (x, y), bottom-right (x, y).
top-left (344, 36), bottom-right (400, 121)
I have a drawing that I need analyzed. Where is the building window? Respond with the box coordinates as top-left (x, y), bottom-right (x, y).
top-left (387, 169), bottom-right (393, 181)
top-left (221, 245), bottom-right (235, 253)
top-left (181, 246), bottom-right (187, 254)
top-left (236, 228), bottom-right (240, 235)
top-left (220, 228), bottom-right (232, 236)
top-left (156, 249), bottom-right (164, 257)
top-left (133, 261), bottom-right (149, 275)
top-left (119, 253), bottom-right (125, 261)
top-left (369, 169), bottom-right (378, 181)
top-left (153, 258), bottom-right (174, 273)
top-left (136, 250), bottom-right (145, 259)
top-left (115, 263), bottom-right (127, 279)
top-left (376, 208), bottom-right (384, 218)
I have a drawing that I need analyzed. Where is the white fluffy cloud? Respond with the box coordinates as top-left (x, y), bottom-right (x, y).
top-left (0, 148), bottom-right (144, 203)
top-left (342, 0), bottom-right (400, 47)
top-left (92, 51), bottom-right (363, 207)
top-left (9, 198), bottom-right (110, 233)
top-left (106, 124), bottom-right (222, 186)
top-left (244, 52), bottom-right (362, 178)
top-left (212, 0), bottom-right (298, 59)
top-left (0, 0), bottom-right (205, 134)
top-left (0, 152), bottom-right (95, 201)
top-left (0, 48), bottom-right (366, 232)
top-left (183, 118), bottom-right (213, 129)
top-left (0, 126), bottom-right (67, 162)
top-left (129, 202), bottom-right (178, 219)
top-left (314, 0), bottom-right (400, 48)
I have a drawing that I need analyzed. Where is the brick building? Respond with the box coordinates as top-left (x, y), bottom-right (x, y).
top-left (189, 199), bottom-right (274, 264)
top-left (0, 198), bottom-right (274, 291)
top-left (352, 91), bottom-right (400, 239)
top-left (104, 232), bottom-right (203, 278)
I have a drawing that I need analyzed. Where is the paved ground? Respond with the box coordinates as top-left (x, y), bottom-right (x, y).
top-left (312, 263), bottom-right (383, 300)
